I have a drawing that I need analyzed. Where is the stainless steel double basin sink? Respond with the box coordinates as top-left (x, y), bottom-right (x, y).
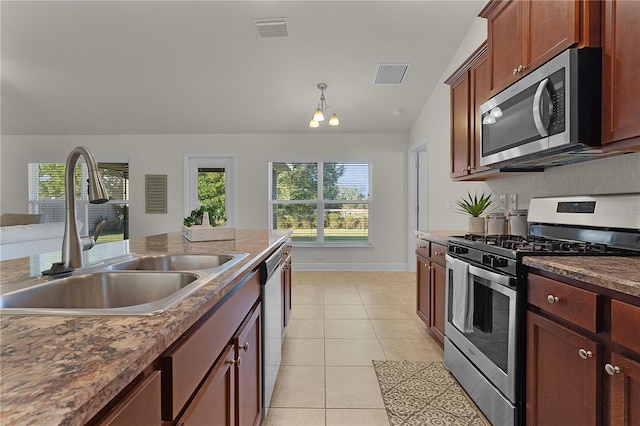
top-left (0, 253), bottom-right (249, 316)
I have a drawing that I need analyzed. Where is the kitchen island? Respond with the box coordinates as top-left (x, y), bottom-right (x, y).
top-left (0, 229), bottom-right (290, 425)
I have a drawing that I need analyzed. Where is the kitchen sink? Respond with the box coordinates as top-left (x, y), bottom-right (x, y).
top-left (105, 253), bottom-right (238, 271)
top-left (0, 252), bottom-right (249, 316)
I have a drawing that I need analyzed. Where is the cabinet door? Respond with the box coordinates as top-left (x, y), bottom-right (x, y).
top-left (524, 0), bottom-right (579, 71)
top-left (450, 73), bottom-right (470, 178)
top-left (429, 262), bottom-right (446, 345)
top-left (177, 345), bottom-right (236, 426)
top-left (416, 256), bottom-right (431, 326)
top-left (235, 302), bottom-right (262, 426)
top-left (601, 0), bottom-right (640, 145)
top-left (97, 371), bottom-right (162, 426)
top-left (527, 311), bottom-right (600, 425)
top-left (469, 50), bottom-right (491, 174)
top-left (487, 0), bottom-right (522, 92)
top-left (608, 352), bottom-right (640, 426)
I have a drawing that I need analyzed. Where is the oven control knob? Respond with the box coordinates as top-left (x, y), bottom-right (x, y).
top-left (453, 246), bottom-right (468, 255)
top-left (482, 254), bottom-right (507, 268)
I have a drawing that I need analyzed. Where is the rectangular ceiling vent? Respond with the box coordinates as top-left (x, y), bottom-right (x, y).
top-left (373, 64), bottom-right (410, 85)
top-left (254, 19), bottom-right (288, 38)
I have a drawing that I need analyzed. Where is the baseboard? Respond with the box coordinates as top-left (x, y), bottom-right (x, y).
top-left (292, 263), bottom-right (410, 271)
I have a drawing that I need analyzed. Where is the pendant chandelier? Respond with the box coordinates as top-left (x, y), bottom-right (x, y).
top-left (309, 83), bottom-right (340, 128)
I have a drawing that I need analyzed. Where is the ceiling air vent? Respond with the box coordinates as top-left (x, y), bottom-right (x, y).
top-left (145, 174), bottom-right (167, 214)
top-left (373, 64), bottom-right (410, 85)
top-left (253, 19), bottom-right (288, 38)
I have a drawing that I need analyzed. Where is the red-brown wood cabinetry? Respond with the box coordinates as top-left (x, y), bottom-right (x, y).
top-left (527, 271), bottom-right (640, 426)
top-left (480, 0), bottom-right (599, 95)
top-left (416, 237), bottom-right (447, 346)
top-left (601, 0), bottom-right (640, 149)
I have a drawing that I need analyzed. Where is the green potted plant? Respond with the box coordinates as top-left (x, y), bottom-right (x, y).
top-left (182, 203), bottom-right (235, 241)
top-left (183, 203), bottom-right (227, 228)
top-left (455, 192), bottom-right (493, 234)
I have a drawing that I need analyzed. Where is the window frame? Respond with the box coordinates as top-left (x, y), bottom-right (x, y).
top-left (268, 159), bottom-right (373, 248)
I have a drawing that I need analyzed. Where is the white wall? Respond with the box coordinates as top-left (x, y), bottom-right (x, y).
top-left (0, 132), bottom-right (409, 270)
top-left (410, 18), bottom-right (640, 232)
top-left (410, 18), bottom-right (489, 231)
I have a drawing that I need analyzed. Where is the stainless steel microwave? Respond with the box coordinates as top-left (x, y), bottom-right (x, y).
top-left (479, 48), bottom-right (602, 169)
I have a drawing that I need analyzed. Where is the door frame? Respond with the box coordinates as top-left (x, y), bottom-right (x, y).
top-left (184, 154), bottom-right (237, 227)
top-left (407, 141), bottom-right (427, 272)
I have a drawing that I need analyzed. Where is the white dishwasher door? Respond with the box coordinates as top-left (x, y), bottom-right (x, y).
top-left (262, 263), bottom-right (283, 416)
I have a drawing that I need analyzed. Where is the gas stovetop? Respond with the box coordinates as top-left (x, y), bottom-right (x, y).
top-left (454, 233), bottom-right (638, 255)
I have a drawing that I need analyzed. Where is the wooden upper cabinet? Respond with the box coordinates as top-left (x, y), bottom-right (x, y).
top-left (484, 0), bottom-right (522, 92)
top-left (480, 0), bottom-right (599, 95)
top-left (601, 0), bottom-right (640, 146)
top-left (469, 51), bottom-right (491, 173)
top-left (450, 73), bottom-right (470, 178)
top-left (446, 43), bottom-right (491, 180)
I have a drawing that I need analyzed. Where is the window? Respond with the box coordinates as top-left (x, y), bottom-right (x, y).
top-left (269, 161), bottom-right (371, 246)
top-left (28, 162), bottom-right (130, 241)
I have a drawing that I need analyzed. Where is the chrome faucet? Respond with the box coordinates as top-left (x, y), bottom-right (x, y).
top-left (62, 146), bottom-right (109, 269)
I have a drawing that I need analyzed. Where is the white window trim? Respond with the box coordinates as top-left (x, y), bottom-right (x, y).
top-left (184, 154), bottom-right (237, 227)
top-left (268, 159), bottom-right (373, 248)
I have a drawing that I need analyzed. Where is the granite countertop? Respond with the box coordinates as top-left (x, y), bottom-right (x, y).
top-left (416, 230), bottom-right (465, 246)
top-left (523, 256), bottom-right (640, 298)
top-left (0, 229), bottom-right (290, 425)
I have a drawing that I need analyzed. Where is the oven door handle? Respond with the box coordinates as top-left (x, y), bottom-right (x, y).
top-left (468, 262), bottom-right (515, 288)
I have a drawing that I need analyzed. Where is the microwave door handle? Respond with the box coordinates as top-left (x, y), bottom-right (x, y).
top-left (533, 78), bottom-right (550, 137)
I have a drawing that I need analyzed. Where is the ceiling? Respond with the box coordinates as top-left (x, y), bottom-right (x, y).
top-left (1, 1), bottom-right (484, 135)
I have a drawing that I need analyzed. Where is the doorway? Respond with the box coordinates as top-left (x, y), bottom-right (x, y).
top-left (184, 154), bottom-right (236, 226)
top-left (408, 143), bottom-right (428, 272)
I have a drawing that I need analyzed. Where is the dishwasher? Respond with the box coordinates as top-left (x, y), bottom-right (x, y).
top-left (260, 248), bottom-right (283, 418)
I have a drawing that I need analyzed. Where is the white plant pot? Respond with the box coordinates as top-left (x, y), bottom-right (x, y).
top-left (467, 216), bottom-right (485, 234)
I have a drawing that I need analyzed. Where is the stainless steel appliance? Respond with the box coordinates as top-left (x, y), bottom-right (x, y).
top-left (445, 193), bottom-right (640, 426)
top-left (480, 48), bottom-right (603, 169)
top-left (261, 249), bottom-right (283, 418)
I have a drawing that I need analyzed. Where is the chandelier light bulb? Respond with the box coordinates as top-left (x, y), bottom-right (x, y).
top-left (309, 119), bottom-right (320, 128)
top-left (328, 114), bottom-right (340, 126)
top-left (313, 108), bottom-right (325, 122)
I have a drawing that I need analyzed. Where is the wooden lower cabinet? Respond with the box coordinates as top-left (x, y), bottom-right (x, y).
top-left (527, 271), bottom-right (640, 426)
top-left (97, 371), bottom-right (162, 426)
top-left (415, 237), bottom-right (446, 346)
top-left (235, 302), bottom-right (262, 426)
top-left (430, 262), bottom-right (446, 344)
top-left (608, 352), bottom-right (640, 425)
top-left (526, 310), bottom-right (600, 425)
top-left (177, 345), bottom-right (236, 426)
top-left (416, 255), bottom-right (431, 326)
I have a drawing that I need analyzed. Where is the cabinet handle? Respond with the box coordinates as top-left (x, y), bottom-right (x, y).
top-left (605, 364), bottom-right (621, 375)
top-left (578, 349), bottom-right (593, 359)
top-left (427, 265), bottom-right (432, 270)
top-left (240, 342), bottom-right (249, 352)
top-left (547, 294), bottom-right (560, 304)
top-left (227, 357), bottom-right (242, 367)
top-left (519, 65), bottom-right (526, 73)
top-left (434, 251), bottom-right (440, 256)
top-left (418, 245), bottom-right (427, 249)
top-left (513, 68), bottom-right (519, 75)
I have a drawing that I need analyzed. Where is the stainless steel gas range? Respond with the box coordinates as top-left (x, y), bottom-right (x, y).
top-left (444, 193), bottom-right (640, 426)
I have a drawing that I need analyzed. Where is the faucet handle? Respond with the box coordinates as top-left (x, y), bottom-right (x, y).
top-left (94, 219), bottom-right (106, 242)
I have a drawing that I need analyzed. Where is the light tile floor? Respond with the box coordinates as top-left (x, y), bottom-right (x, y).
top-left (265, 271), bottom-right (444, 426)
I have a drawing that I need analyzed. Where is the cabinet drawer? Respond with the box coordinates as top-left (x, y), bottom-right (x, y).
top-left (98, 371), bottom-right (161, 426)
top-left (416, 239), bottom-right (430, 259)
top-left (528, 274), bottom-right (599, 333)
top-left (611, 300), bottom-right (640, 353)
top-left (429, 243), bottom-right (447, 266)
top-left (162, 271), bottom-right (260, 420)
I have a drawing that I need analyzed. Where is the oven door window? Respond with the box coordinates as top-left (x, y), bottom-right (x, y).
top-left (447, 272), bottom-right (511, 374)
